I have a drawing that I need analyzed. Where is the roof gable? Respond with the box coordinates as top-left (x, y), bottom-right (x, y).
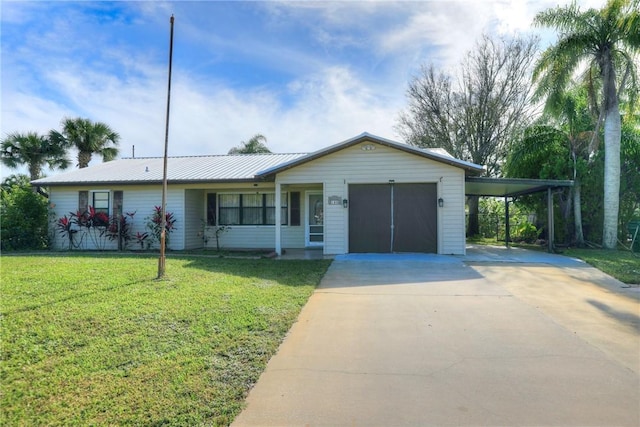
top-left (256, 132), bottom-right (484, 177)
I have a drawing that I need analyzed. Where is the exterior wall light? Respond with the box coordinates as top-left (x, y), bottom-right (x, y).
top-left (343, 199), bottom-right (348, 208)
top-left (438, 197), bottom-right (444, 208)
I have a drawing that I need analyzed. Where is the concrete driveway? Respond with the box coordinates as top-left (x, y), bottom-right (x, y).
top-left (232, 246), bottom-right (640, 426)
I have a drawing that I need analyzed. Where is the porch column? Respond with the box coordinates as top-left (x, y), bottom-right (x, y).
top-left (275, 181), bottom-right (282, 256)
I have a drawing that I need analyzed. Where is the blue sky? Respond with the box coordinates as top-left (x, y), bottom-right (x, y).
top-left (1, 0), bottom-right (602, 178)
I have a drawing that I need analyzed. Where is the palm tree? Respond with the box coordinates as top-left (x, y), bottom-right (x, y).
top-left (1, 132), bottom-right (70, 181)
top-left (506, 89), bottom-right (595, 246)
top-left (228, 134), bottom-right (272, 154)
top-left (532, 0), bottom-right (640, 249)
top-left (51, 117), bottom-right (120, 168)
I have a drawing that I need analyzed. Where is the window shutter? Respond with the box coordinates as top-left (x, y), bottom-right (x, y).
top-left (207, 193), bottom-right (216, 225)
top-left (290, 192), bottom-right (300, 226)
top-left (78, 191), bottom-right (88, 213)
top-left (113, 191), bottom-right (123, 217)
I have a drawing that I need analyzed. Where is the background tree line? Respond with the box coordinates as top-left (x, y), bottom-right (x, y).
top-left (397, 0), bottom-right (639, 249)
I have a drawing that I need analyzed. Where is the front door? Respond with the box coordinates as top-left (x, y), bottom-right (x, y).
top-left (306, 192), bottom-right (324, 246)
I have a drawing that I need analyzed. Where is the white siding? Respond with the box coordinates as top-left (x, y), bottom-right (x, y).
top-left (204, 226), bottom-right (303, 251)
top-left (184, 189), bottom-right (204, 250)
top-left (48, 186), bottom-right (96, 250)
top-left (276, 142), bottom-right (467, 255)
top-left (48, 186), bottom-right (185, 250)
top-left (122, 187), bottom-right (185, 250)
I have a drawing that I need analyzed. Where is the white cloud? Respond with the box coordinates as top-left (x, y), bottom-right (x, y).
top-left (2, 56), bottom-right (400, 165)
top-left (167, 65), bottom-right (402, 156)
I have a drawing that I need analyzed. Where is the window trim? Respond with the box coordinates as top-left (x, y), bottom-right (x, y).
top-left (213, 191), bottom-right (289, 226)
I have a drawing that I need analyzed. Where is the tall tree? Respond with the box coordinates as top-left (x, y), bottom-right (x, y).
top-left (228, 134), bottom-right (272, 154)
top-left (51, 118), bottom-right (120, 168)
top-left (1, 132), bottom-right (70, 181)
top-left (533, 0), bottom-right (640, 248)
top-left (520, 87), bottom-right (596, 245)
top-left (505, 116), bottom-right (594, 245)
top-left (397, 34), bottom-right (538, 235)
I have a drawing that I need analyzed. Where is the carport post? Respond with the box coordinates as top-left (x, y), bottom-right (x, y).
top-left (504, 197), bottom-right (510, 248)
top-left (547, 187), bottom-right (554, 253)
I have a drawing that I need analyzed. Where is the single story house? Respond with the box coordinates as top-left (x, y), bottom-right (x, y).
top-left (34, 132), bottom-right (487, 255)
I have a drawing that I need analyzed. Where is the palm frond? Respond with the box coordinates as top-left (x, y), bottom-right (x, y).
top-left (533, 34), bottom-right (593, 103)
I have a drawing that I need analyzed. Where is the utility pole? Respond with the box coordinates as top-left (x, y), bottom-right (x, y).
top-left (158, 14), bottom-right (174, 279)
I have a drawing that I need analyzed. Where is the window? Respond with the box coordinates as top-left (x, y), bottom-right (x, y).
top-left (242, 193), bottom-right (263, 225)
top-left (217, 193), bottom-right (288, 225)
top-left (92, 191), bottom-right (110, 215)
top-left (219, 194), bottom-right (240, 225)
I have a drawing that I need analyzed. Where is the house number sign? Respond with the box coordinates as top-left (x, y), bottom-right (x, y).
top-left (328, 196), bottom-right (342, 206)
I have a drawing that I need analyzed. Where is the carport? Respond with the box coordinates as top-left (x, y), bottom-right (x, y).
top-left (465, 177), bottom-right (574, 252)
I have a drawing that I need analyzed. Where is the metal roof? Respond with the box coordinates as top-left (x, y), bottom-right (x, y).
top-left (465, 177), bottom-right (574, 197)
top-left (32, 153), bottom-right (307, 186)
top-left (31, 133), bottom-right (486, 187)
top-left (257, 132), bottom-right (485, 177)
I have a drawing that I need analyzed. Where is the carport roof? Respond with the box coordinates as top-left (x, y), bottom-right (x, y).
top-left (465, 177), bottom-right (573, 197)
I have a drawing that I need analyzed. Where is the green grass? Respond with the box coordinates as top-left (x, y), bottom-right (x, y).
top-left (563, 248), bottom-right (640, 284)
top-left (0, 254), bottom-right (331, 426)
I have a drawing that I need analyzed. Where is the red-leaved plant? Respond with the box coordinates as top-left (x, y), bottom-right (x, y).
top-left (146, 206), bottom-right (177, 247)
top-left (56, 215), bottom-right (81, 250)
top-left (106, 211), bottom-right (136, 250)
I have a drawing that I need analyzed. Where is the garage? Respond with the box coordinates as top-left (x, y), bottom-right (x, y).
top-left (348, 183), bottom-right (437, 253)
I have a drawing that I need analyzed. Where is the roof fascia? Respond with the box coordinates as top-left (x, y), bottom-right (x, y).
top-left (30, 178), bottom-right (264, 187)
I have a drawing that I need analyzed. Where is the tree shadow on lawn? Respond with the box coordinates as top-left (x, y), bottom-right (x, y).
top-left (2, 278), bottom-right (153, 315)
top-left (180, 257), bottom-right (332, 288)
top-left (2, 254), bottom-right (331, 316)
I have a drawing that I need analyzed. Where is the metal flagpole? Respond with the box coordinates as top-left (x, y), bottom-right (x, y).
top-left (158, 14), bottom-right (174, 279)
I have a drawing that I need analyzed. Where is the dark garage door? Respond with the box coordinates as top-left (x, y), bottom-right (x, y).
top-left (349, 183), bottom-right (437, 253)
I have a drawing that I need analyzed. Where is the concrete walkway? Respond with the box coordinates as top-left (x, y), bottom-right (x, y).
top-left (232, 247), bottom-right (640, 426)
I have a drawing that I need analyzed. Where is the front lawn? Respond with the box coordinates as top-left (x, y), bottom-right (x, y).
top-left (0, 254), bottom-right (331, 426)
top-left (564, 248), bottom-right (640, 284)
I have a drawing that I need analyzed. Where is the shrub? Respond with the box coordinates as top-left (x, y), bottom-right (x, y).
top-left (1, 183), bottom-right (49, 250)
top-left (106, 211), bottom-right (136, 250)
top-left (146, 206), bottom-right (176, 248)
